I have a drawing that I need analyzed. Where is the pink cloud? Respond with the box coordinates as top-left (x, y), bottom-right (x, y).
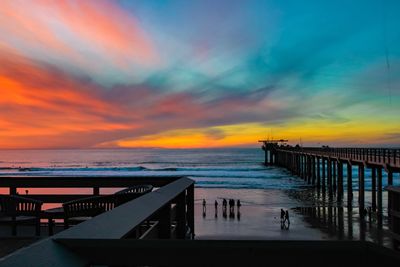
top-left (0, 0), bottom-right (158, 78)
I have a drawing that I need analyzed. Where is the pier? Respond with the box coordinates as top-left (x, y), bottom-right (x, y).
top-left (260, 140), bottom-right (400, 242)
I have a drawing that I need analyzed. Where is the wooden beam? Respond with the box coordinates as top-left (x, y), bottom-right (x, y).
top-left (0, 176), bottom-right (183, 189)
top-left (53, 178), bottom-right (194, 240)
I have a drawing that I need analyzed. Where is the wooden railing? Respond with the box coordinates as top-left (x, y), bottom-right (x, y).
top-left (275, 147), bottom-right (400, 168)
top-left (0, 176), bottom-right (184, 203)
top-left (0, 177), bottom-right (195, 266)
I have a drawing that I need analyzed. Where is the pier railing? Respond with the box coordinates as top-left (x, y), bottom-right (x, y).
top-left (275, 147), bottom-right (400, 168)
top-left (0, 176), bottom-right (195, 266)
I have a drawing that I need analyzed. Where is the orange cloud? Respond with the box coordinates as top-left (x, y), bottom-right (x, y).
top-left (0, 49), bottom-right (135, 148)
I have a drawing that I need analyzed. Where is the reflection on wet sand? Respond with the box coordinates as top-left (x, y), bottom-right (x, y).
top-left (285, 186), bottom-right (399, 251)
top-left (294, 205), bottom-right (393, 249)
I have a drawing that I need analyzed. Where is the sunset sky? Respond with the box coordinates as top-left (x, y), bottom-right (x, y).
top-left (0, 0), bottom-right (399, 149)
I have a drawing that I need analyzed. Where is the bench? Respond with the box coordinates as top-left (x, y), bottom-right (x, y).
top-left (0, 194), bottom-right (43, 236)
top-left (114, 185), bottom-right (153, 206)
top-left (63, 195), bottom-right (112, 229)
top-left (63, 185), bottom-right (153, 229)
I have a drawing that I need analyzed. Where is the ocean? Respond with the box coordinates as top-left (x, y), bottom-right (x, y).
top-left (1, 148), bottom-right (397, 242)
top-left (0, 148), bottom-right (398, 191)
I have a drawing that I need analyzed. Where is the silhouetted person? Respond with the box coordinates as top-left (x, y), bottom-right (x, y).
top-left (285, 210), bottom-right (290, 229)
top-left (237, 199), bottom-right (241, 212)
top-left (280, 209), bottom-right (285, 223)
top-left (229, 199), bottom-right (235, 213)
top-left (222, 198), bottom-right (227, 214)
top-left (202, 199), bottom-right (206, 215)
top-left (229, 200), bottom-right (235, 219)
top-left (214, 200), bottom-right (218, 218)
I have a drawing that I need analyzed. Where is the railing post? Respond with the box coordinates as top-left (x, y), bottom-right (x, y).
top-left (93, 187), bottom-right (100, 195)
top-left (187, 184), bottom-right (195, 239)
top-left (10, 186), bottom-right (17, 195)
top-left (176, 191), bottom-right (187, 239)
top-left (158, 203), bottom-right (171, 239)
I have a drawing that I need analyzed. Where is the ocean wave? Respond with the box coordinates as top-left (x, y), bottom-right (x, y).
top-left (17, 166), bottom-right (146, 172)
top-left (10, 165), bottom-right (268, 173)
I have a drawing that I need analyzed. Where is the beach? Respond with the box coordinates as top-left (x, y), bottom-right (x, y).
top-left (194, 188), bottom-right (334, 240)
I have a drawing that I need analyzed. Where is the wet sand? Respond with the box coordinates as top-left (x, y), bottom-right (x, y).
top-left (194, 188), bottom-right (334, 240)
top-left (194, 188), bottom-right (398, 251)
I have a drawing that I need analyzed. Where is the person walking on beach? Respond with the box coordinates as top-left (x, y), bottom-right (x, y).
top-left (236, 199), bottom-right (241, 212)
top-left (222, 198), bottom-right (227, 213)
top-left (229, 199), bottom-right (235, 213)
top-left (285, 210), bottom-right (290, 229)
top-left (280, 209), bottom-right (285, 223)
top-left (202, 199), bottom-right (206, 214)
top-left (214, 200), bottom-right (218, 218)
top-left (222, 199), bottom-right (227, 219)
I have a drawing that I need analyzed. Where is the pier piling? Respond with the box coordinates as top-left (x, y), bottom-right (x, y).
top-left (371, 167), bottom-right (376, 212)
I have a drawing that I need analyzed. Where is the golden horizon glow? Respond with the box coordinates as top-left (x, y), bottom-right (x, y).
top-left (96, 120), bottom-right (400, 149)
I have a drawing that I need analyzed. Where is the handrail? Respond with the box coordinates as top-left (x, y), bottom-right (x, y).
top-left (0, 176), bottom-right (184, 202)
top-left (0, 176), bottom-right (183, 188)
top-left (0, 177), bottom-right (195, 266)
top-left (56, 177), bottom-right (193, 239)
